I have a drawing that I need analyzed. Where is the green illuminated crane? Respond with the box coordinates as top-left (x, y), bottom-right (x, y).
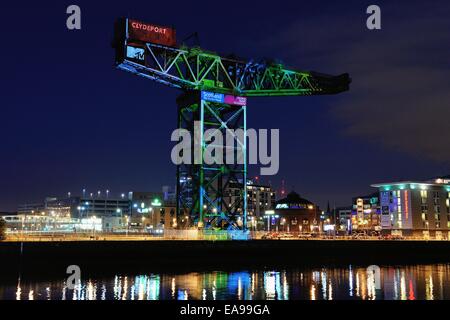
top-left (113, 18), bottom-right (351, 232)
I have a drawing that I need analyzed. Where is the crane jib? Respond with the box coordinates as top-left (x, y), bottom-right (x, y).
top-left (113, 18), bottom-right (350, 96)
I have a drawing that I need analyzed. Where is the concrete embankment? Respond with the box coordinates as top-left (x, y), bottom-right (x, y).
top-left (0, 240), bottom-right (449, 277)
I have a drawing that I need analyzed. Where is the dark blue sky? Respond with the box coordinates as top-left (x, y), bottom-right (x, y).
top-left (1, 0), bottom-right (449, 211)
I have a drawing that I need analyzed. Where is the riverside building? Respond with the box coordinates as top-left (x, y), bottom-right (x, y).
top-left (371, 176), bottom-right (450, 239)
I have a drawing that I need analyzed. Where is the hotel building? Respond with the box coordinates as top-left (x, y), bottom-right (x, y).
top-left (371, 176), bottom-right (450, 239)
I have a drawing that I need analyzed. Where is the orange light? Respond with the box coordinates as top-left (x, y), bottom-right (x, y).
top-left (404, 190), bottom-right (409, 221)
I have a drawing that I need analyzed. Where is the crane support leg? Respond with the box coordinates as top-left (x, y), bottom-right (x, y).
top-left (176, 91), bottom-right (247, 230)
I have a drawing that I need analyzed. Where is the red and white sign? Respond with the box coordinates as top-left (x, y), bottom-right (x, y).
top-left (128, 19), bottom-right (176, 47)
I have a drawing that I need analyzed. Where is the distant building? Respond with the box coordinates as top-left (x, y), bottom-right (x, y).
top-left (46, 196), bottom-right (130, 219)
top-left (18, 195), bottom-right (131, 220)
top-left (17, 203), bottom-right (45, 215)
top-left (335, 206), bottom-right (352, 233)
top-left (224, 179), bottom-right (276, 229)
top-left (371, 176), bottom-right (450, 239)
top-left (14, 189), bottom-right (178, 233)
top-left (272, 191), bottom-right (320, 233)
top-left (351, 192), bottom-right (380, 232)
top-left (130, 192), bottom-right (163, 216)
top-left (246, 181), bottom-right (276, 217)
top-left (129, 191), bottom-right (175, 231)
top-left (162, 185), bottom-right (176, 204)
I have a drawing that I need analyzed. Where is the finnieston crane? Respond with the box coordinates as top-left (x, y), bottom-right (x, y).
top-left (112, 18), bottom-right (351, 232)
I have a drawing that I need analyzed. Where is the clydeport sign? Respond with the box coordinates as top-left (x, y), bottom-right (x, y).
top-left (127, 19), bottom-right (176, 47)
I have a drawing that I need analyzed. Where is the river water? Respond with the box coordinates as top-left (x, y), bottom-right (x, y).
top-left (2, 264), bottom-right (450, 300)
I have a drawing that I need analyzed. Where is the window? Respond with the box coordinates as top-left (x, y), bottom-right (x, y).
top-left (446, 196), bottom-right (450, 214)
top-left (433, 191), bottom-right (440, 205)
top-left (420, 190), bottom-right (428, 201)
top-left (421, 190), bottom-right (428, 214)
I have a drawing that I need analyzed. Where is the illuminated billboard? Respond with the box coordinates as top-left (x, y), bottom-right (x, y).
top-left (126, 46), bottom-right (145, 61)
top-left (201, 91), bottom-right (247, 106)
top-left (127, 19), bottom-right (176, 47)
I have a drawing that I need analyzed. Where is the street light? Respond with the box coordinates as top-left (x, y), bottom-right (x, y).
top-left (172, 217), bottom-right (177, 229)
top-left (92, 216), bottom-right (97, 238)
top-left (21, 216), bottom-right (25, 239)
top-left (117, 208), bottom-right (122, 226)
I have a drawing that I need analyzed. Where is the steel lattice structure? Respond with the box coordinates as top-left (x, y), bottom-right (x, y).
top-left (117, 42), bottom-right (349, 97)
top-left (113, 18), bottom-right (351, 231)
top-left (176, 91), bottom-right (247, 229)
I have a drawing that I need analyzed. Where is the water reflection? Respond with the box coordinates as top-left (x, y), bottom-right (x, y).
top-left (6, 264), bottom-right (450, 300)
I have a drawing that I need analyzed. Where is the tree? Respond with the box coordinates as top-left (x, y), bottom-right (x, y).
top-left (0, 218), bottom-right (6, 240)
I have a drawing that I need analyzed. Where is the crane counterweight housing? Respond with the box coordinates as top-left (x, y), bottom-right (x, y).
top-left (113, 17), bottom-right (351, 231)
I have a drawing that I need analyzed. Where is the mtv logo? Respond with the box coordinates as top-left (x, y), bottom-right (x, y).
top-left (126, 46), bottom-right (145, 60)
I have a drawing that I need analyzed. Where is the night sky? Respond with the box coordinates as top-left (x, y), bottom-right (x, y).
top-left (1, 0), bottom-right (450, 211)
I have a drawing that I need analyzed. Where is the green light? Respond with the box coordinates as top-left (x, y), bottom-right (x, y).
top-left (151, 198), bottom-right (162, 207)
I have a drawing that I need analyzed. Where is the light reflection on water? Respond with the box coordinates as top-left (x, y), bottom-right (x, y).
top-left (4, 264), bottom-right (450, 300)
